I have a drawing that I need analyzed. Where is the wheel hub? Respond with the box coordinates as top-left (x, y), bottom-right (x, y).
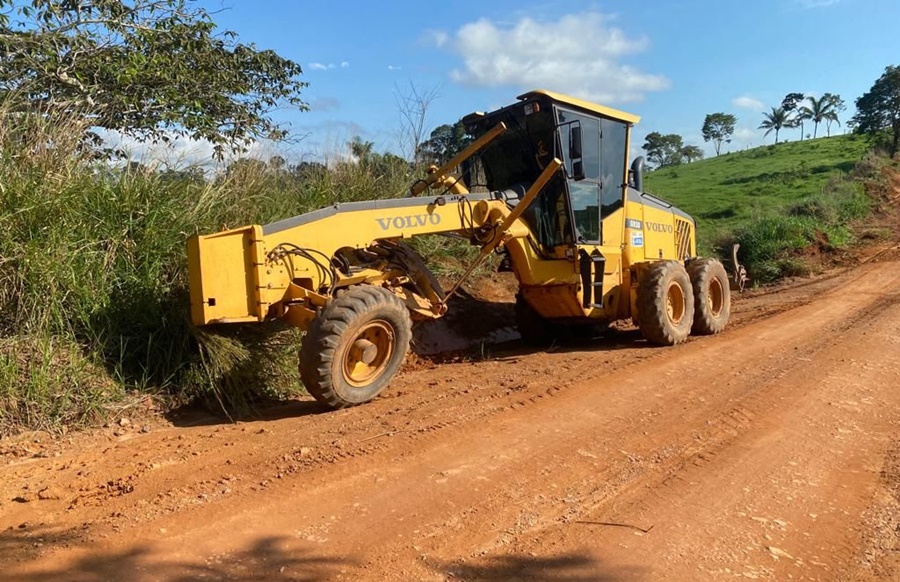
top-left (665, 281), bottom-right (685, 325)
top-left (708, 277), bottom-right (724, 317)
top-left (342, 320), bottom-right (395, 387)
top-left (353, 339), bottom-right (378, 364)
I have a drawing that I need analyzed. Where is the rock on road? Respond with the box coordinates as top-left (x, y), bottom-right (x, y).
top-left (1, 259), bottom-right (899, 581)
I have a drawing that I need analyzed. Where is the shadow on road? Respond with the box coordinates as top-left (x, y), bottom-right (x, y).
top-left (1, 525), bottom-right (350, 581)
top-left (432, 552), bottom-right (646, 581)
top-left (164, 398), bottom-right (328, 428)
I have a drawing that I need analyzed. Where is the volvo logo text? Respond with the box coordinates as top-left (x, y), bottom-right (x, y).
top-left (376, 214), bottom-right (441, 231)
top-left (645, 222), bottom-right (674, 233)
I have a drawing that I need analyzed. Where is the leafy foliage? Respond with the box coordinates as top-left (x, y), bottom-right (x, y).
top-left (347, 136), bottom-right (410, 180)
top-left (680, 145), bottom-right (704, 163)
top-left (822, 93), bottom-right (846, 137)
top-left (852, 65), bottom-right (900, 155)
top-left (0, 0), bottom-right (307, 157)
top-left (780, 93), bottom-right (806, 140)
top-left (781, 92), bottom-right (806, 113)
top-left (418, 121), bottom-right (473, 166)
top-left (701, 113), bottom-right (737, 155)
top-left (642, 132), bottom-right (685, 168)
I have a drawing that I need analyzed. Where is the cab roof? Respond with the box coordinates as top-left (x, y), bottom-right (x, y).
top-left (517, 89), bottom-right (641, 125)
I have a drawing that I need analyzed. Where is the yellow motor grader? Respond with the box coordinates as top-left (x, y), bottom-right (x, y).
top-left (188, 90), bottom-right (732, 409)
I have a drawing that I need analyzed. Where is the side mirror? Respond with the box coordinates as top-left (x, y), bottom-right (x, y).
top-left (569, 125), bottom-right (585, 181)
top-left (569, 125), bottom-right (583, 160)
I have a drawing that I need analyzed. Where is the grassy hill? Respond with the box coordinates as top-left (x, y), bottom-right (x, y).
top-left (644, 134), bottom-right (875, 280)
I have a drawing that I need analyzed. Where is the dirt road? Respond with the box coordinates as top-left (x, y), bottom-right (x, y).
top-left (1, 258), bottom-right (899, 581)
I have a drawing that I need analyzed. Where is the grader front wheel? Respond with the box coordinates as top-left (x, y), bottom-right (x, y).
top-left (300, 285), bottom-right (412, 409)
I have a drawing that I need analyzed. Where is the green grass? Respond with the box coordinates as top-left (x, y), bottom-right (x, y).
top-left (644, 134), bottom-right (877, 281)
top-left (645, 135), bottom-right (868, 239)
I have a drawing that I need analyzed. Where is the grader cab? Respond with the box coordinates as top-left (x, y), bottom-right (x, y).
top-left (188, 90), bottom-right (731, 409)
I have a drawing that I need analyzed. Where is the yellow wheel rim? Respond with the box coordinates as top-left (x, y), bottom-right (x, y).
top-left (708, 277), bottom-right (724, 317)
top-left (665, 281), bottom-right (685, 325)
top-left (342, 320), bottom-right (395, 387)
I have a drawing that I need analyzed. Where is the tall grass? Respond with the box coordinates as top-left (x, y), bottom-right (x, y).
top-left (0, 104), bottom-right (413, 433)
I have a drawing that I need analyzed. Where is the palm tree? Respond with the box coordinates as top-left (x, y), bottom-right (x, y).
top-left (798, 95), bottom-right (841, 139)
top-left (759, 107), bottom-right (791, 144)
top-left (822, 93), bottom-right (845, 137)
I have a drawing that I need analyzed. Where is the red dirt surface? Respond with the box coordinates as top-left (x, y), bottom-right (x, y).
top-left (1, 248), bottom-right (899, 581)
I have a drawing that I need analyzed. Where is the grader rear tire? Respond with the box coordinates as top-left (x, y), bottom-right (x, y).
top-left (637, 261), bottom-right (695, 346)
top-left (299, 285), bottom-right (412, 409)
top-left (687, 258), bottom-right (731, 335)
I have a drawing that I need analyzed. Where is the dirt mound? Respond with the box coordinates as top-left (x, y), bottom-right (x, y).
top-left (412, 272), bottom-right (518, 355)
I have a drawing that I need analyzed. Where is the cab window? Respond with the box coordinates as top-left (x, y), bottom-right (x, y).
top-left (557, 109), bottom-right (600, 242)
top-left (599, 118), bottom-right (627, 217)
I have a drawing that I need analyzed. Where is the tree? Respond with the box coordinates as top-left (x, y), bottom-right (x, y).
top-left (798, 95), bottom-right (841, 139)
top-left (417, 121), bottom-right (473, 166)
top-left (345, 136), bottom-right (409, 180)
top-left (680, 145), bottom-right (704, 163)
top-left (394, 81), bottom-right (440, 165)
top-left (823, 93), bottom-right (846, 137)
top-left (701, 113), bottom-right (736, 155)
top-left (759, 107), bottom-right (791, 144)
top-left (642, 132), bottom-right (684, 168)
top-left (781, 93), bottom-right (806, 140)
top-left (781, 93), bottom-right (806, 113)
top-left (852, 66), bottom-right (900, 155)
top-left (0, 0), bottom-right (307, 157)
top-left (225, 158), bottom-right (268, 181)
top-left (290, 160), bottom-right (327, 181)
top-left (348, 136), bottom-right (375, 163)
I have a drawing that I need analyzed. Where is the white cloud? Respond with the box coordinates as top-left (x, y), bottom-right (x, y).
top-left (308, 61), bottom-right (349, 72)
top-left (732, 96), bottom-right (765, 111)
top-left (795, 0), bottom-right (840, 8)
top-left (426, 30), bottom-right (449, 48)
top-left (733, 127), bottom-right (757, 142)
top-left (725, 127), bottom-right (760, 151)
top-left (99, 129), bottom-right (266, 172)
top-left (387, 65), bottom-right (402, 71)
top-left (439, 12), bottom-right (669, 104)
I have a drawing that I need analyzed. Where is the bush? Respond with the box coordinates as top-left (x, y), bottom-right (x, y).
top-left (719, 164), bottom-right (874, 283)
top-left (727, 215), bottom-right (817, 282)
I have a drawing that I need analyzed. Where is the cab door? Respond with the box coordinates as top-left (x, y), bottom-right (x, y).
top-left (557, 108), bottom-right (627, 318)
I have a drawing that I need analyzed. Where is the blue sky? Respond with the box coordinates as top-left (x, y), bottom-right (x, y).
top-left (160, 0), bottom-right (899, 164)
